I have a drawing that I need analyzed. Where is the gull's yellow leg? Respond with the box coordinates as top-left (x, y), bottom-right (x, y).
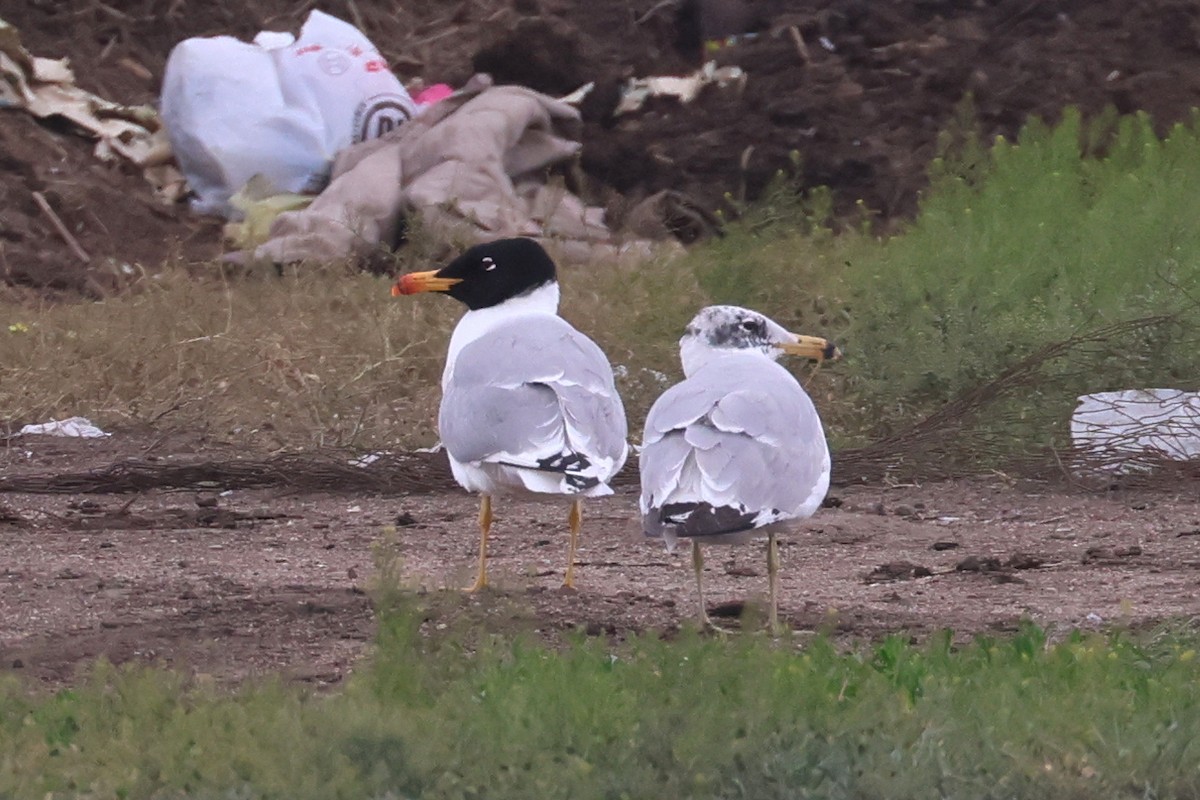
top-left (464, 494), bottom-right (492, 593)
top-left (693, 539), bottom-right (734, 634)
top-left (691, 539), bottom-right (707, 626)
top-left (564, 498), bottom-right (582, 589)
top-left (767, 532), bottom-right (782, 635)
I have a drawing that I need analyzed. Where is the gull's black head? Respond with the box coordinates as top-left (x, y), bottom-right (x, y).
top-left (392, 238), bottom-right (558, 311)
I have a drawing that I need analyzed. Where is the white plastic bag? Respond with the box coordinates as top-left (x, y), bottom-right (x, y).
top-left (160, 10), bottom-right (415, 217)
top-left (1070, 388), bottom-right (1200, 472)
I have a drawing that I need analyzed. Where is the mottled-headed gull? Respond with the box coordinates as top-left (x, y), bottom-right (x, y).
top-left (640, 305), bottom-right (839, 631)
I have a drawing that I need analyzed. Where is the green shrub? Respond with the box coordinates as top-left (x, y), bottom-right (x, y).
top-left (850, 108), bottom-right (1200, 418)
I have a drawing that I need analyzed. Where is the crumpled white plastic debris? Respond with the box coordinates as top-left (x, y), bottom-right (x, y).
top-left (348, 452), bottom-right (384, 468)
top-left (614, 60), bottom-right (746, 115)
top-left (2, 21), bottom-right (174, 163)
top-left (1070, 388), bottom-right (1200, 472)
top-left (349, 444), bottom-right (443, 467)
top-left (18, 416), bottom-right (109, 438)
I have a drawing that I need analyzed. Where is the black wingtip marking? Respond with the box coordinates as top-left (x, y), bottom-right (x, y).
top-left (499, 451), bottom-right (601, 491)
top-left (658, 502), bottom-right (761, 538)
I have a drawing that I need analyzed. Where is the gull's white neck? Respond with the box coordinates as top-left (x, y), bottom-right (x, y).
top-left (443, 281), bottom-right (561, 388)
top-left (679, 337), bottom-right (778, 378)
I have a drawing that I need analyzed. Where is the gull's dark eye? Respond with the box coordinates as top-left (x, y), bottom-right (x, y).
top-left (482, 257), bottom-right (497, 272)
top-left (740, 319), bottom-right (761, 333)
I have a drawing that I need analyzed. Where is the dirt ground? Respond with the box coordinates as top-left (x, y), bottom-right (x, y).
top-left (2, 433), bottom-right (1199, 687)
top-left (5, 0), bottom-right (1200, 296)
top-left (4, 1), bottom-right (1200, 685)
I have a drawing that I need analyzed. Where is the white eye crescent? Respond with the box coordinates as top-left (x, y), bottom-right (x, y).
top-left (482, 257), bottom-right (497, 271)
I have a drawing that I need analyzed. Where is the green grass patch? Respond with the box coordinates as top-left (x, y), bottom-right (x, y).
top-left (844, 107), bottom-right (1200, 434)
top-left (2, 106), bottom-right (1198, 461)
top-left (4, 608), bottom-right (1200, 799)
top-left (674, 105), bottom-right (1200, 452)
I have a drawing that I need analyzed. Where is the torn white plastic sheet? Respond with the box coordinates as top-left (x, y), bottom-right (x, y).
top-left (614, 60), bottom-right (746, 115)
top-left (1070, 388), bottom-right (1200, 472)
top-left (18, 416), bottom-right (109, 438)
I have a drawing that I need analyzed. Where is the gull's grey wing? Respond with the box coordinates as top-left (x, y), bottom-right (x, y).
top-left (440, 316), bottom-right (628, 489)
top-left (640, 358), bottom-right (829, 539)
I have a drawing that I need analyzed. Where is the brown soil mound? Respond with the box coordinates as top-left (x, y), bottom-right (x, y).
top-left (4, 0), bottom-right (1200, 298)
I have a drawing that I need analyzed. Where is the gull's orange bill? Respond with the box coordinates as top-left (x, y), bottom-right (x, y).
top-left (391, 270), bottom-right (463, 296)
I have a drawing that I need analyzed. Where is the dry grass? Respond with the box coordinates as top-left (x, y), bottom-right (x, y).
top-left (0, 246), bottom-right (723, 450)
top-left (0, 262), bottom-right (450, 448)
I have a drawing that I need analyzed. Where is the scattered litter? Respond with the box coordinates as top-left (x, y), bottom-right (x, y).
top-left (17, 416), bottom-right (109, 438)
top-left (819, 36), bottom-right (837, 51)
top-left (1085, 612), bottom-right (1103, 624)
top-left (223, 174), bottom-right (314, 250)
top-left (160, 10), bottom-right (416, 217)
top-left (0, 17), bottom-right (183, 201)
top-left (237, 80), bottom-right (667, 265)
top-left (615, 60), bottom-right (746, 115)
top-left (1070, 388), bottom-right (1200, 472)
top-left (558, 81), bottom-right (594, 105)
top-left (348, 452), bottom-right (385, 468)
top-left (413, 83), bottom-right (455, 111)
top-left (704, 32), bottom-right (761, 53)
top-left (415, 442), bottom-right (444, 454)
